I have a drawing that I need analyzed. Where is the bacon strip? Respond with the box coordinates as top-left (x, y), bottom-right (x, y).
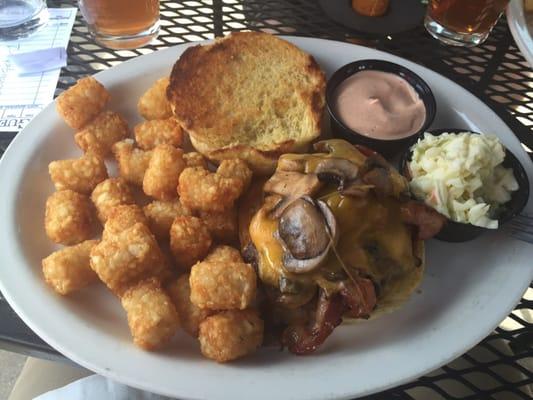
top-left (283, 290), bottom-right (344, 355)
top-left (283, 276), bottom-right (378, 355)
top-left (339, 278), bottom-right (377, 319)
top-left (400, 200), bottom-right (446, 240)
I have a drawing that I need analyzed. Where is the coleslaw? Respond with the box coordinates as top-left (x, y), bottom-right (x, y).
top-left (408, 132), bottom-right (518, 228)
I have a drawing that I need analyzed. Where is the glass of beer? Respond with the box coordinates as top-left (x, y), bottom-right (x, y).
top-left (78, 0), bottom-right (160, 49)
top-left (425, 0), bottom-right (510, 47)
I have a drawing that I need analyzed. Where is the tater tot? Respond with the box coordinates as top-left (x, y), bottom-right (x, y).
top-left (137, 77), bottom-right (173, 120)
top-left (204, 245), bottom-right (243, 264)
top-left (42, 240), bottom-right (99, 295)
top-left (217, 159), bottom-right (253, 191)
top-left (169, 216), bottom-right (212, 270)
top-left (112, 139), bottom-right (152, 187)
top-left (91, 177), bottom-right (135, 223)
top-left (74, 111), bottom-right (129, 157)
top-left (45, 190), bottom-right (95, 245)
top-left (189, 258), bottom-right (256, 310)
top-left (178, 167), bottom-right (244, 212)
top-left (134, 118), bottom-right (183, 150)
top-left (56, 77), bottom-right (110, 129)
top-left (198, 309), bottom-right (263, 362)
top-left (49, 152), bottom-right (108, 194)
top-left (151, 249), bottom-right (176, 286)
top-left (183, 152), bottom-right (208, 169)
top-left (90, 223), bottom-right (169, 296)
top-left (198, 208), bottom-right (238, 243)
top-left (143, 199), bottom-right (191, 240)
top-left (102, 204), bottom-right (147, 240)
top-left (166, 274), bottom-right (212, 337)
top-left (122, 277), bottom-right (180, 350)
top-left (143, 144), bottom-right (185, 201)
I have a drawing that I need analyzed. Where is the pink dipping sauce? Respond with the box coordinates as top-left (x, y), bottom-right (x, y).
top-left (333, 70), bottom-right (426, 140)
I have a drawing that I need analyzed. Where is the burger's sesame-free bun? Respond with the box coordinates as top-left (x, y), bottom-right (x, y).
top-left (167, 32), bottom-right (326, 174)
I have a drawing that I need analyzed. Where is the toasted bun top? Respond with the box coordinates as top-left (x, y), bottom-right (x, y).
top-left (167, 32), bottom-right (326, 173)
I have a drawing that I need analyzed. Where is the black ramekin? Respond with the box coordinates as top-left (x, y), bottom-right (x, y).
top-left (399, 129), bottom-right (530, 242)
top-left (326, 59), bottom-right (437, 159)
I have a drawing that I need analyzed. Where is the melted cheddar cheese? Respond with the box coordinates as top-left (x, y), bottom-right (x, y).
top-left (249, 142), bottom-right (417, 296)
top-left (249, 205), bottom-right (284, 287)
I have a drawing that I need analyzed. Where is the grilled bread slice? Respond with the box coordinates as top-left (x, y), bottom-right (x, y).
top-left (167, 32), bottom-right (326, 174)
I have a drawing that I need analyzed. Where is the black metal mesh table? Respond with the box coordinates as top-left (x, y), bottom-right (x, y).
top-left (0, 1), bottom-right (532, 399)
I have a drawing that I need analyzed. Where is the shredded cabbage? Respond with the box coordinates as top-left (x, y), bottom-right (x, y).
top-left (409, 132), bottom-right (518, 229)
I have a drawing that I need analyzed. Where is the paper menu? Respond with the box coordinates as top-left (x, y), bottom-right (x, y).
top-left (0, 8), bottom-right (77, 132)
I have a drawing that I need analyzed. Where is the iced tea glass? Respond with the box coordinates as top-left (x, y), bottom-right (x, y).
top-left (78, 0), bottom-right (160, 49)
top-left (425, 0), bottom-right (510, 47)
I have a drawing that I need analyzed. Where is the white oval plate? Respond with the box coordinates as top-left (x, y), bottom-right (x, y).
top-left (507, 0), bottom-right (533, 68)
top-left (0, 37), bottom-right (532, 400)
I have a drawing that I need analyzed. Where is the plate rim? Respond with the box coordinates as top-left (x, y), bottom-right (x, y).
top-left (507, 0), bottom-right (533, 68)
top-left (0, 35), bottom-right (532, 400)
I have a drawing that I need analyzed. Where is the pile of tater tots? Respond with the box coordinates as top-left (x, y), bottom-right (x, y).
top-left (42, 76), bottom-right (262, 363)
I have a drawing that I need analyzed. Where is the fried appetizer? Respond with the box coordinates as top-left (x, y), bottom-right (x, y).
top-left (90, 223), bottom-right (168, 296)
top-left (217, 159), bottom-right (253, 191)
top-left (143, 144), bottom-right (186, 201)
top-left (189, 255), bottom-right (256, 310)
top-left (45, 190), bottom-right (95, 245)
top-left (183, 152), bottom-right (208, 169)
top-left (42, 240), bottom-right (99, 295)
top-left (91, 177), bottom-right (135, 223)
top-left (74, 111), bottom-right (129, 157)
top-left (56, 77), bottom-right (110, 129)
top-left (169, 216), bottom-right (212, 269)
top-left (198, 208), bottom-right (238, 243)
top-left (102, 204), bottom-right (147, 240)
top-left (49, 152), bottom-right (108, 194)
top-left (134, 118), bottom-right (184, 150)
top-left (137, 77), bottom-right (173, 120)
top-left (178, 167), bottom-right (244, 212)
top-left (166, 274), bottom-right (212, 337)
top-left (198, 309), bottom-right (263, 362)
top-left (204, 245), bottom-right (243, 263)
top-left (143, 200), bottom-right (191, 240)
top-left (112, 139), bottom-right (152, 187)
top-left (121, 278), bottom-right (180, 350)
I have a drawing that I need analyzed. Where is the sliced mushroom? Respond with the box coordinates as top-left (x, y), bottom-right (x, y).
top-left (341, 181), bottom-right (374, 197)
top-left (361, 152), bottom-right (390, 171)
top-left (360, 154), bottom-right (409, 198)
top-left (313, 139), bottom-right (367, 167)
top-left (277, 157), bottom-right (306, 173)
top-left (277, 197), bottom-right (338, 274)
top-left (277, 277), bottom-right (318, 308)
top-left (279, 198), bottom-right (329, 259)
top-left (264, 171), bottom-right (322, 198)
top-left (263, 281), bottom-right (317, 309)
top-left (315, 158), bottom-right (359, 189)
top-left (362, 167), bottom-right (394, 197)
top-left (264, 171), bottom-right (323, 218)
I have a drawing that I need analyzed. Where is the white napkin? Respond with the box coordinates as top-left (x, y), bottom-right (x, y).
top-left (8, 47), bottom-right (67, 75)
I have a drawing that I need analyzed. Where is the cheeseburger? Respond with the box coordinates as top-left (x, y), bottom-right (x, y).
top-left (240, 139), bottom-right (445, 354)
